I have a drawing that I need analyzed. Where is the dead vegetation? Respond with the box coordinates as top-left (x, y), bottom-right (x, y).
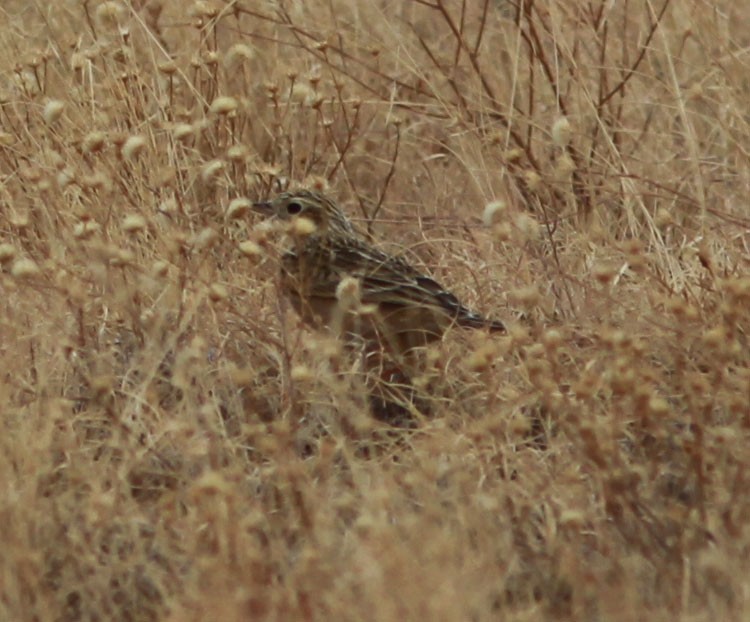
top-left (1, 0), bottom-right (749, 619)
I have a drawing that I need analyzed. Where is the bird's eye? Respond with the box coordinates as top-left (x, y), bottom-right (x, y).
top-left (286, 202), bottom-right (303, 215)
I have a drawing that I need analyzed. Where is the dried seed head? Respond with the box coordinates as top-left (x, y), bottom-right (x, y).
top-left (224, 44), bottom-right (255, 70)
top-left (648, 395), bottom-right (669, 416)
top-left (190, 1), bottom-right (219, 18)
top-left (238, 240), bottom-right (263, 258)
top-left (466, 343), bottom-right (496, 372)
top-left (209, 96), bottom-right (238, 115)
top-left (193, 227), bottom-right (219, 250)
top-left (551, 116), bottom-right (572, 147)
top-left (554, 153), bottom-right (575, 178)
top-left (503, 148), bottom-right (524, 162)
top-left (523, 170), bottom-right (541, 192)
top-left (158, 197), bottom-right (178, 214)
top-left (203, 51), bottom-right (219, 66)
top-left (11, 257), bottom-right (40, 278)
top-left (152, 260), bottom-right (169, 277)
top-left (514, 212), bottom-right (539, 241)
top-left (173, 123), bottom-right (194, 142)
top-left (655, 207), bottom-right (673, 228)
top-left (226, 197), bottom-right (251, 219)
top-left (291, 365), bottom-right (314, 382)
top-left (542, 328), bottom-right (563, 351)
top-left (158, 60), bottom-right (178, 75)
top-left (82, 131), bottom-right (107, 154)
top-left (508, 285), bottom-right (541, 308)
top-left (227, 145), bottom-right (250, 161)
top-left (492, 222), bottom-right (512, 241)
top-left (96, 1), bottom-right (126, 28)
top-left (201, 160), bottom-right (224, 183)
top-left (702, 326), bottom-right (727, 349)
top-left (209, 283), bottom-right (228, 301)
top-left (73, 220), bottom-right (101, 239)
top-left (303, 175), bottom-right (329, 193)
top-left (336, 276), bottom-right (361, 310)
top-left (287, 82), bottom-right (314, 104)
top-left (592, 262), bottom-right (620, 286)
top-left (57, 168), bottom-right (76, 189)
top-left (722, 277), bottom-right (750, 302)
top-left (122, 214), bottom-right (147, 233)
top-left (292, 216), bottom-right (317, 237)
top-left (121, 135), bottom-right (147, 160)
top-left (482, 200), bottom-right (506, 226)
top-left (0, 243), bottom-right (17, 264)
top-left (42, 100), bottom-right (65, 125)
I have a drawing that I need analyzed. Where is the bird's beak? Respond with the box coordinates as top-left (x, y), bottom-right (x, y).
top-left (252, 200), bottom-right (274, 215)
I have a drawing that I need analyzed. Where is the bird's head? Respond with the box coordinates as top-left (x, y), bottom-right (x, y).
top-left (253, 190), bottom-right (354, 236)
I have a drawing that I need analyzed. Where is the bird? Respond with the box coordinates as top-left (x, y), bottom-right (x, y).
top-left (252, 189), bottom-right (505, 358)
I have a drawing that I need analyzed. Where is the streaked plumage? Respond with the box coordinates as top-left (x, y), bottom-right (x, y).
top-left (253, 190), bottom-right (505, 354)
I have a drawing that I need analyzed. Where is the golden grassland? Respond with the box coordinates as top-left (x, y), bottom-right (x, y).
top-left (1, 0), bottom-right (749, 619)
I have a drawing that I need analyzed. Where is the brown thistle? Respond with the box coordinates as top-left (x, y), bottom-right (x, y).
top-left (253, 189), bottom-right (505, 356)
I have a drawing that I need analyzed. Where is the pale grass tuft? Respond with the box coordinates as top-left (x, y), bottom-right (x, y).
top-left (42, 100), bottom-right (65, 125)
top-left (11, 257), bottom-right (41, 278)
top-left (121, 135), bottom-right (147, 161)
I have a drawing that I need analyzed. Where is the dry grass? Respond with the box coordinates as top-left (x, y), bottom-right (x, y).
top-left (1, 0), bottom-right (749, 620)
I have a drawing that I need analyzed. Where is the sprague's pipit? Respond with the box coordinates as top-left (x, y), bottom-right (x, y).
top-left (253, 190), bottom-right (505, 359)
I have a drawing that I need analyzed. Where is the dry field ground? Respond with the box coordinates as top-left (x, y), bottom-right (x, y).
top-left (1, 1), bottom-right (749, 620)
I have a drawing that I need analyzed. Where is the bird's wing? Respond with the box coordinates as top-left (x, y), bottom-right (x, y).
top-left (311, 237), bottom-right (503, 330)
